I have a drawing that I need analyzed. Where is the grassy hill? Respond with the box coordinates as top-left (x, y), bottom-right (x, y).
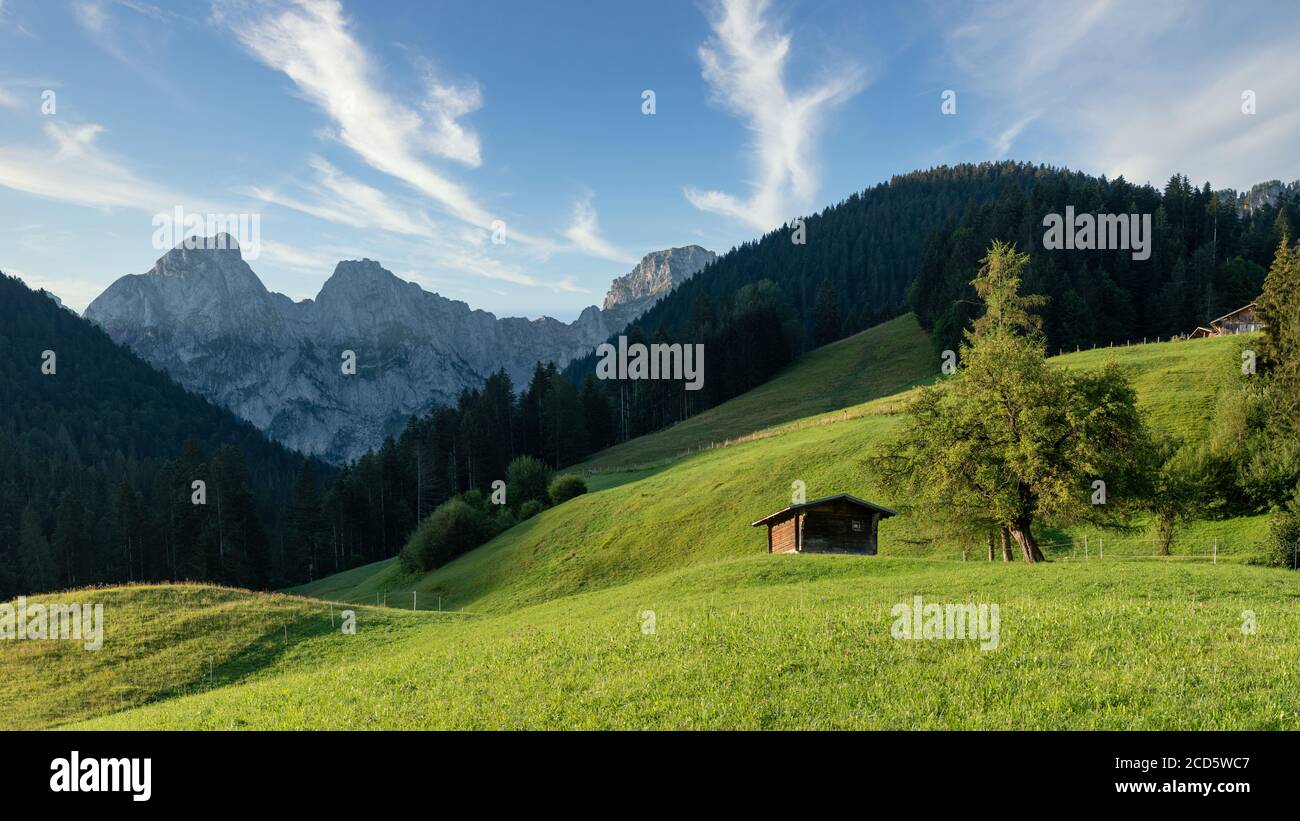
top-left (0, 584), bottom-right (428, 729)
top-left (290, 328), bottom-right (1266, 616)
top-left (577, 314), bottom-right (934, 475)
top-left (4, 322), bottom-right (1288, 731)
top-left (62, 559), bottom-right (1300, 729)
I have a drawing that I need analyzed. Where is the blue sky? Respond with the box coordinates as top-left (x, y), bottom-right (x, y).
top-left (1, 0), bottom-right (1297, 318)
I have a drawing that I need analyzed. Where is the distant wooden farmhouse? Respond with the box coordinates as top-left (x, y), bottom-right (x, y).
top-left (1190, 302), bottom-right (1263, 338)
top-left (752, 494), bottom-right (897, 555)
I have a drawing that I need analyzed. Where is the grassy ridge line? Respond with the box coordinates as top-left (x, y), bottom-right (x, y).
top-left (0, 584), bottom-right (430, 729)
top-left (83, 557), bottom-right (1300, 730)
top-left (574, 314), bottom-right (935, 475)
top-left (577, 318), bottom-right (1239, 478)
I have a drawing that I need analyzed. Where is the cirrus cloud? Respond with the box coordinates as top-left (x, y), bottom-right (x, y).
top-left (684, 0), bottom-right (866, 231)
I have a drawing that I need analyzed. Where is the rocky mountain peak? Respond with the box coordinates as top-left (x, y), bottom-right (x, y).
top-left (84, 241), bottom-right (713, 463)
top-left (150, 233), bottom-right (244, 270)
top-left (86, 235), bottom-right (277, 340)
top-left (602, 245), bottom-right (716, 310)
top-left (1215, 179), bottom-right (1300, 214)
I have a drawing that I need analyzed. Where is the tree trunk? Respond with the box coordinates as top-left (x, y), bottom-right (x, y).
top-left (1156, 514), bottom-right (1174, 556)
top-left (999, 527), bottom-right (1014, 562)
top-left (987, 532), bottom-right (995, 562)
top-left (1008, 520), bottom-right (1045, 563)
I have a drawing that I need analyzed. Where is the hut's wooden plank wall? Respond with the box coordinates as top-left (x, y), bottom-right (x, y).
top-left (800, 511), bottom-right (877, 554)
top-left (770, 518), bottom-right (798, 553)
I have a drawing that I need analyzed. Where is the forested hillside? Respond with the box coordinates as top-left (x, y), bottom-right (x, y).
top-left (557, 162), bottom-right (1295, 450)
top-left (565, 161), bottom-right (1047, 432)
top-left (912, 172), bottom-right (1294, 355)
top-left (0, 274), bottom-right (327, 595)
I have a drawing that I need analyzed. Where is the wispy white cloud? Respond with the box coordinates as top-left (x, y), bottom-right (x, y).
top-left (684, 0), bottom-right (866, 230)
top-left (72, 0), bottom-right (195, 104)
top-left (0, 121), bottom-right (182, 210)
top-left (563, 193), bottom-right (635, 264)
top-left (250, 156), bottom-right (441, 238)
top-left (72, 1), bottom-right (144, 65)
top-left (399, 243), bottom-right (547, 291)
top-left (1080, 44), bottom-right (1300, 188)
top-left (938, 0), bottom-right (1300, 187)
top-left (942, 0), bottom-right (1158, 159)
top-left (0, 0), bottom-right (35, 37)
top-left (216, 0), bottom-right (501, 231)
top-left (259, 239), bottom-right (335, 271)
top-left (944, 0), bottom-right (1140, 94)
top-left (991, 112), bottom-right (1038, 158)
top-left (417, 61), bottom-right (484, 168)
top-left (72, 0), bottom-right (110, 35)
top-left (250, 158), bottom-right (589, 293)
top-left (552, 276), bottom-right (592, 295)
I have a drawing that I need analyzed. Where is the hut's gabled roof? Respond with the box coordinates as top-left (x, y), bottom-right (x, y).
top-left (1208, 301), bottom-right (1257, 326)
top-left (750, 493), bottom-right (897, 527)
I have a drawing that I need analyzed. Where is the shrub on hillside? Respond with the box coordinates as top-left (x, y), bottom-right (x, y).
top-left (506, 456), bottom-right (551, 510)
top-left (1264, 487), bottom-right (1300, 569)
top-left (518, 499), bottom-right (545, 521)
top-left (460, 488), bottom-right (488, 511)
top-left (398, 540), bottom-right (423, 574)
top-left (548, 474), bottom-right (587, 506)
top-left (494, 508), bottom-right (519, 531)
top-left (399, 498), bottom-right (500, 572)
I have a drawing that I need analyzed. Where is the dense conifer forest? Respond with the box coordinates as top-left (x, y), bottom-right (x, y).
top-left (0, 274), bottom-right (325, 594)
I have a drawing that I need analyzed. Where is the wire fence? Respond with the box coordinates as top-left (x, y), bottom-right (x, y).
top-left (957, 533), bottom-right (1293, 566)
top-left (1052, 328), bottom-right (1259, 357)
top-left (369, 590), bottom-right (484, 614)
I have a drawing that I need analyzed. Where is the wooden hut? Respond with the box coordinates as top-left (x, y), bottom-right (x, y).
top-left (751, 494), bottom-right (897, 555)
top-left (1190, 302), bottom-right (1263, 338)
top-left (1209, 302), bottom-right (1262, 335)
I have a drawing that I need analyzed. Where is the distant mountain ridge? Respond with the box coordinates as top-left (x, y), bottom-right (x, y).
top-left (84, 238), bottom-right (713, 463)
top-left (1216, 179), bottom-right (1300, 213)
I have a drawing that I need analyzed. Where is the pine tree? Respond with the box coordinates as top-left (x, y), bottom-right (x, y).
top-left (18, 506), bottom-right (57, 592)
top-left (543, 372), bottom-right (588, 468)
top-left (813, 278), bottom-right (841, 347)
top-left (1255, 235), bottom-right (1300, 433)
top-left (287, 462), bottom-right (324, 581)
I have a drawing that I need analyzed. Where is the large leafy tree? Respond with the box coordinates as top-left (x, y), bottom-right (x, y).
top-left (880, 241), bottom-right (1153, 562)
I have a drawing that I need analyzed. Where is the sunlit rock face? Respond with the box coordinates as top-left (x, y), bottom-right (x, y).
top-left (85, 238), bottom-right (712, 463)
